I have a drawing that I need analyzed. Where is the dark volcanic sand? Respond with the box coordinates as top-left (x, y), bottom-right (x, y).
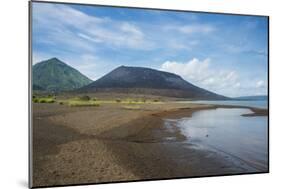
top-left (31, 102), bottom-right (267, 187)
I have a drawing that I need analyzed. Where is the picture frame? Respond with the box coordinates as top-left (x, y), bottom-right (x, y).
top-left (29, 1), bottom-right (269, 188)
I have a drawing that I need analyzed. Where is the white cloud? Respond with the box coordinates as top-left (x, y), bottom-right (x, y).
top-left (85, 22), bottom-right (153, 49)
top-left (160, 58), bottom-right (269, 97)
top-left (223, 44), bottom-right (268, 56)
top-left (234, 82), bottom-right (241, 88)
top-left (33, 3), bottom-right (106, 28)
top-left (161, 58), bottom-right (210, 81)
top-left (160, 58), bottom-right (241, 97)
top-left (165, 24), bottom-right (216, 35)
top-left (121, 22), bottom-right (143, 37)
top-left (167, 40), bottom-right (199, 51)
top-left (256, 80), bottom-right (266, 88)
top-left (179, 24), bottom-right (216, 34)
top-left (77, 33), bottom-right (102, 43)
top-left (33, 3), bottom-right (154, 50)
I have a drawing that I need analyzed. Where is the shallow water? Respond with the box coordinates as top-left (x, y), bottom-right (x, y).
top-left (164, 108), bottom-right (268, 171)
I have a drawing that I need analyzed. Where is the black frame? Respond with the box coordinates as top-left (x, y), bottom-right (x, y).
top-left (28, 0), bottom-right (270, 188)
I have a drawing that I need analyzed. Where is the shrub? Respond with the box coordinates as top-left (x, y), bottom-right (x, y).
top-left (40, 99), bottom-right (47, 103)
top-left (80, 95), bottom-right (90, 101)
top-left (48, 99), bottom-right (55, 103)
top-left (37, 98), bottom-right (55, 103)
top-left (116, 98), bottom-right (121, 103)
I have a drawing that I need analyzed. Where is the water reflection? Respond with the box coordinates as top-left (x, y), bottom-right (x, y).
top-left (165, 108), bottom-right (268, 171)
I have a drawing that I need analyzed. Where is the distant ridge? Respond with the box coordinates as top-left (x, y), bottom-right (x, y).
top-left (234, 95), bottom-right (268, 101)
top-left (32, 58), bottom-right (92, 92)
top-left (79, 66), bottom-right (228, 100)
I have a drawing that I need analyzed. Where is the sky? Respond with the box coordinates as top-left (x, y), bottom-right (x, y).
top-left (32, 2), bottom-right (268, 98)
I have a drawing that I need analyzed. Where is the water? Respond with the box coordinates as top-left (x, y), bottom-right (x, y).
top-left (164, 108), bottom-right (268, 171)
top-left (180, 100), bottom-right (268, 109)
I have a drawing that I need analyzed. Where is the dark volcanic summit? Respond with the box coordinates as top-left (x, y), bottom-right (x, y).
top-left (79, 66), bottom-right (227, 100)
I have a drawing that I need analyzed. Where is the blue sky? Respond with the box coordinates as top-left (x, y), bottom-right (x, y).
top-left (32, 2), bottom-right (268, 97)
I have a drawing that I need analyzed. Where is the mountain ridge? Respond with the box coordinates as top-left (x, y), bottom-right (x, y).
top-left (79, 65), bottom-right (228, 100)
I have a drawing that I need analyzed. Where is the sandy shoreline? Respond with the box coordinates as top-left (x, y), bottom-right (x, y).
top-left (32, 102), bottom-right (268, 187)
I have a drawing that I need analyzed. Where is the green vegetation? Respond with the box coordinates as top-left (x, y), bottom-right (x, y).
top-left (67, 100), bottom-right (100, 107)
top-left (118, 98), bottom-right (162, 104)
top-left (32, 96), bottom-right (55, 103)
top-left (32, 94), bottom-right (163, 107)
top-left (32, 58), bottom-right (92, 92)
top-left (56, 96), bottom-right (100, 107)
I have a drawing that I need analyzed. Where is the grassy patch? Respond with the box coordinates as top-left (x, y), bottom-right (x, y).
top-left (67, 100), bottom-right (100, 107)
top-left (33, 96), bottom-right (55, 103)
top-left (119, 98), bottom-right (146, 104)
top-left (32, 95), bottom-right (163, 106)
top-left (119, 98), bottom-right (163, 104)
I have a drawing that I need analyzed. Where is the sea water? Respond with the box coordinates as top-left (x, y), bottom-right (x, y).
top-left (181, 100), bottom-right (268, 109)
top-left (165, 108), bottom-right (268, 171)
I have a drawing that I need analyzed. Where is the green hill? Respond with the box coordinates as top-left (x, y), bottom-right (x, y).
top-left (32, 58), bottom-right (92, 92)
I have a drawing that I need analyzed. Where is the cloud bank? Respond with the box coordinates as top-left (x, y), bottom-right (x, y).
top-left (161, 58), bottom-right (266, 97)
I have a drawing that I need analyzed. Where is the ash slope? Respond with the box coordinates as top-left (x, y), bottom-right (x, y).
top-left (79, 66), bottom-right (228, 100)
